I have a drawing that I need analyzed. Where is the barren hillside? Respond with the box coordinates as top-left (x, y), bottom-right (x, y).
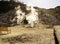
top-left (0, 1), bottom-right (60, 44)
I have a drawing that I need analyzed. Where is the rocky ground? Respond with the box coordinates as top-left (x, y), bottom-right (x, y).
top-left (0, 1), bottom-right (60, 44)
top-left (0, 23), bottom-right (59, 44)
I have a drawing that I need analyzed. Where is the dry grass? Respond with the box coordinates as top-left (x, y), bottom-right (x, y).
top-left (0, 24), bottom-right (55, 44)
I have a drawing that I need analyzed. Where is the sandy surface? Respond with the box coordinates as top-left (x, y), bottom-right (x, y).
top-left (0, 24), bottom-right (55, 44)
